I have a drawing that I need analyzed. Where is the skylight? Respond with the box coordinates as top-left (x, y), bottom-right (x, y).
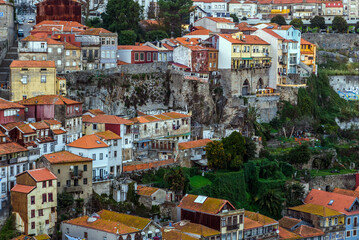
top-left (96, 141), bottom-right (101, 144)
top-left (194, 195), bottom-right (207, 204)
top-left (328, 200), bottom-right (334, 205)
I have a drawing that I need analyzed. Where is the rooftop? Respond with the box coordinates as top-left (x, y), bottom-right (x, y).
top-left (0, 98), bottom-right (24, 110)
top-left (118, 45), bottom-right (157, 51)
top-left (178, 139), bottom-right (212, 150)
top-left (83, 114), bottom-right (133, 125)
top-left (205, 17), bottom-right (233, 23)
top-left (173, 221), bottom-right (220, 237)
top-left (161, 228), bottom-right (199, 240)
top-left (10, 60), bottom-right (56, 68)
top-left (278, 216), bottom-right (301, 230)
top-left (279, 227), bottom-right (301, 240)
top-left (97, 209), bottom-right (152, 230)
top-left (244, 217), bottom-right (263, 230)
top-left (86, 109), bottom-right (105, 116)
top-left (78, 28), bottom-right (113, 35)
top-left (0, 142), bottom-right (28, 155)
top-left (18, 95), bottom-right (81, 105)
top-left (130, 112), bottom-right (191, 124)
top-left (43, 151), bottom-right (92, 164)
top-left (11, 184), bottom-right (36, 194)
top-left (67, 134), bottom-right (108, 149)
top-left (293, 225), bottom-right (324, 238)
top-left (288, 203), bottom-right (344, 217)
top-left (137, 185), bottom-right (159, 196)
top-left (19, 168), bottom-right (57, 182)
top-left (186, 29), bottom-right (211, 36)
top-left (301, 38), bottom-right (314, 45)
top-left (96, 130), bottom-right (122, 140)
top-left (245, 210), bottom-right (278, 226)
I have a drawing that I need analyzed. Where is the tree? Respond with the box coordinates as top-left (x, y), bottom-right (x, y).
top-left (102, 0), bottom-right (142, 36)
top-left (241, 16), bottom-right (247, 20)
top-left (230, 14), bottom-right (239, 23)
top-left (80, 0), bottom-right (106, 21)
top-left (332, 16), bottom-right (348, 33)
top-left (85, 17), bottom-right (103, 28)
top-left (290, 18), bottom-right (303, 29)
top-left (145, 30), bottom-right (169, 42)
top-left (222, 131), bottom-right (246, 163)
top-left (255, 189), bottom-right (283, 218)
top-left (310, 16), bottom-right (325, 29)
top-left (244, 137), bottom-right (257, 161)
top-left (58, 192), bottom-right (74, 210)
top-left (285, 182), bottom-right (305, 207)
top-left (164, 168), bottom-right (189, 194)
top-left (127, 182), bottom-right (139, 204)
top-left (119, 30), bottom-right (137, 45)
top-left (158, 0), bottom-right (192, 37)
top-left (205, 141), bottom-right (228, 170)
top-left (287, 144), bottom-right (311, 166)
top-left (355, 21), bottom-right (359, 33)
top-left (270, 15), bottom-right (286, 26)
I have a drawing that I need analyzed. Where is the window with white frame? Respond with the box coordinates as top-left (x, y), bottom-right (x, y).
top-left (57, 48), bottom-right (62, 53)
top-left (41, 75), bottom-right (46, 83)
top-left (21, 75), bottom-right (28, 84)
top-left (66, 50), bottom-right (70, 56)
top-left (66, 61), bottom-right (70, 66)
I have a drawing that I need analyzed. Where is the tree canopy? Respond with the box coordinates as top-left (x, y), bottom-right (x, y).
top-left (119, 30), bottom-right (137, 45)
top-left (310, 16), bottom-right (326, 29)
top-left (230, 14), bottom-right (239, 23)
top-left (145, 30), bottom-right (169, 42)
top-left (332, 16), bottom-right (348, 33)
top-left (270, 15), bottom-right (286, 26)
top-left (290, 18), bottom-right (303, 29)
top-left (164, 168), bottom-right (189, 193)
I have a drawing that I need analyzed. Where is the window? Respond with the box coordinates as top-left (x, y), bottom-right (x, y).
top-left (57, 48), bottom-right (62, 53)
top-left (1, 182), bottom-right (5, 193)
top-left (58, 169), bottom-right (61, 174)
top-left (42, 193), bottom-right (47, 203)
top-left (348, 218), bottom-right (351, 225)
top-left (83, 178), bottom-right (88, 185)
top-left (93, 124), bottom-right (97, 130)
top-left (82, 50), bottom-right (87, 58)
top-left (114, 151), bottom-right (117, 157)
top-left (38, 209), bottom-right (43, 216)
top-left (66, 180), bottom-right (71, 187)
top-left (153, 52), bottom-right (157, 60)
top-left (84, 165), bottom-right (87, 171)
top-left (41, 75), bottom-right (46, 83)
top-left (31, 209), bottom-right (35, 218)
top-left (72, 50), bottom-right (76, 57)
top-left (354, 230), bottom-right (357, 237)
top-left (221, 217), bottom-right (226, 227)
top-left (92, 154), bottom-right (96, 160)
top-left (100, 153), bottom-right (103, 160)
top-left (74, 179), bottom-right (79, 186)
top-left (95, 50), bottom-right (98, 58)
top-left (45, 220), bottom-right (49, 225)
top-left (134, 53), bottom-right (139, 61)
top-left (66, 50), bottom-right (70, 56)
top-left (66, 61), bottom-right (70, 66)
top-left (125, 139), bottom-right (128, 144)
top-left (48, 193), bottom-right (53, 202)
top-left (147, 52), bottom-right (151, 61)
top-left (31, 222), bottom-right (35, 229)
top-left (31, 196), bottom-right (35, 204)
top-left (21, 75), bottom-right (28, 84)
top-left (10, 166), bottom-right (13, 176)
top-left (48, 48), bottom-right (52, 53)
top-left (84, 232), bottom-right (88, 239)
top-left (57, 182), bottom-right (60, 187)
top-left (57, 60), bottom-right (62, 66)
top-left (140, 52), bottom-right (145, 61)
top-left (43, 143), bottom-right (47, 153)
top-left (42, 181), bottom-right (47, 188)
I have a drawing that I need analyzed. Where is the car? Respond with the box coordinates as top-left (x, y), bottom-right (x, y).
top-left (18, 29), bottom-right (24, 37)
top-left (28, 18), bottom-right (35, 23)
top-left (18, 20), bottom-right (24, 25)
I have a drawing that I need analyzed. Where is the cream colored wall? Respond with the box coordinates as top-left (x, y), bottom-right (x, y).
top-left (82, 122), bottom-right (106, 135)
top-left (10, 67), bottom-right (56, 101)
top-left (64, 49), bottom-right (81, 72)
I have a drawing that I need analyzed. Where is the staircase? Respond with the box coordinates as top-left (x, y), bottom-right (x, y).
top-left (0, 41), bottom-right (18, 99)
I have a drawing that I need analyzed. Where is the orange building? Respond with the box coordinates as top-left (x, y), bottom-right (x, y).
top-left (300, 39), bottom-right (316, 73)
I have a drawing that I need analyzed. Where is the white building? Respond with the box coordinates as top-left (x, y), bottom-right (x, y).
top-left (228, 0), bottom-right (257, 18)
top-left (194, 17), bottom-right (236, 33)
top-left (192, 0), bottom-right (228, 18)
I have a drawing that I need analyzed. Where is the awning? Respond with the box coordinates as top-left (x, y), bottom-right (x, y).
top-left (136, 139), bottom-right (152, 143)
top-left (242, 58), bottom-right (253, 60)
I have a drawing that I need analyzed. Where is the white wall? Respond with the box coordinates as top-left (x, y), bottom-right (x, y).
top-left (218, 36), bottom-right (232, 69)
top-left (117, 49), bottom-right (132, 64)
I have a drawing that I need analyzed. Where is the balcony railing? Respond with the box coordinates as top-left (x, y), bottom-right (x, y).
top-left (65, 185), bottom-right (83, 193)
top-left (70, 170), bottom-right (83, 179)
top-left (227, 224), bottom-right (239, 231)
top-left (18, 47), bottom-right (47, 53)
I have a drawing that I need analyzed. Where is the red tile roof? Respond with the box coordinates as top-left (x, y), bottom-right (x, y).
top-left (97, 209), bottom-right (152, 229)
top-left (117, 60), bottom-right (129, 65)
top-left (245, 210), bottom-right (278, 226)
top-left (333, 188), bottom-right (359, 198)
top-left (278, 217), bottom-right (301, 230)
top-left (86, 109), bottom-right (105, 116)
top-left (23, 168), bottom-right (57, 182)
top-left (78, 28), bottom-right (112, 35)
top-left (326, 1), bottom-right (343, 7)
top-left (11, 184), bottom-right (36, 194)
top-left (293, 225), bottom-right (324, 238)
top-left (46, 38), bottom-right (63, 45)
top-left (96, 130), bottom-right (121, 140)
top-left (205, 17), bottom-right (233, 23)
top-left (305, 189), bottom-right (359, 215)
top-left (122, 158), bottom-right (175, 172)
top-left (30, 122), bottom-right (49, 130)
top-left (10, 60), bottom-right (56, 68)
top-left (43, 151), bottom-right (92, 164)
top-left (83, 114), bottom-right (132, 125)
top-left (17, 123), bottom-right (36, 134)
top-left (0, 122), bottom-right (23, 131)
top-left (118, 45), bottom-right (157, 51)
top-left (175, 37), bottom-right (202, 46)
top-left (244, 217), bottom-right (263, 230)
top-left (0, 98), bottom-right (24, 110)
top-left (172, 221), bottom-right (220, 238)
top-left (67, 134), bottom-right (108, 149)
top-left (186, 29), bottom-right (211, 36)
top-left (130, 112), bottom-right (190, 123)
top-left (178, 139), bottom-right (212, 150)
top-left (18, 95), bottom-right (80, 105)
top-left (0, 142), bottom-right (28, 155)
top-left (178, 194), bottom-right (235, 215)
top-left (137, 185), bottom-right (159, 196)
top-left (43, 119), bottom-right (62, 126)
top-left (162, 43), bottom-right (174, 51)
top-left (21, 35), bottom-right (47, 42)
top-left (262, 29), bottom-right (285, 40)
top-left (301, 38), bottom-right (314, 45)
top-left (242, 35), bottom-right (269, 45)
top-left (279, 227), bottom-right (301, 240)
top-left (64, 42), bottom-right (80, 50)
top-left (52, 129), bottom-right (67, 135)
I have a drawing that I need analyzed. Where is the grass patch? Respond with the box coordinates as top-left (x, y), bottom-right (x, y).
top-left (190, 175), bottom-right (212, 189)
top-left (310, 169), bottom-right (356, 177)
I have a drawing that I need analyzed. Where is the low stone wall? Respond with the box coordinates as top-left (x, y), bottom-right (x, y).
top-left (93, 180), bottom-right (111, 196)
top-left (308, 173), bottom-right (357, 192)
top-left (302, 33), bottom-right (359, 50)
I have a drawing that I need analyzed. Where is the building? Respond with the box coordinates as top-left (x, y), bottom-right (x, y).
top-left (192, 0), bottom-right (228, 18)
top-left (177, 138), bottom-right (212, 167)
top-left (244, 211), bottom-right (279, 240)
top-left (137, 185), bottom-right (167, 208)
top-left (178, 194), bottom-right (245, 239)
top-left (36, 0), bottom-right (82, 23)
top-left (323, 1), bottom-right (344, 19)
top-left (0, 0), bottom-right (15, 48)
top-left (38, 151), bottom-right (93, 201)
top-left (300, 38), bottom-right (316, 73)
top-left (11, 168), bottom-right (57, 236)
top-left (286, 203), bottom-right (345, 240)
top-left (278, 218), bottom-right (325, 240)
top-left (117, 45), bottom-right (158, 65)
top-left (194, 17), bottom-right (236, 33)
top-left (169, 220), bottom-right (222, 239)
top-left (56, 76), bottom-right (66, 95)
top-left (0, 98), bottom-right (25, 124)
top-left (304, 189), bottom-right (358, 240)
top-left (228, 0), bottom-right (257, 19)
top-left (143, 42), bottom-right (174, 62)
top-left (18, 95), bottom-right (83, 143)
top-left (62, 209), bottom-right (162, 240)
top-left (10, 61), bottom-right (57, 102)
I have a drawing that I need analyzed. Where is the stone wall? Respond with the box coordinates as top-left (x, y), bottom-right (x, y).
top-left (93, 180), bottom-right (111, 196)
top-left (308, 173), bottom-right (357, 192)
top-left (302, 33), bottom-right (359, 50)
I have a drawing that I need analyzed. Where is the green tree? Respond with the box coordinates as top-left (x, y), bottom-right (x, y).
top-left (145, 30), bottom-right (169, 42)
top-left (58, 192), bottom-right (74, 210)
top-left (119, 30), bottom-right (137, 45)
top-left (332, 16), bottom-right (348, 33)
top-left (290, 18), bottom-right (303, 29)
top-left (0, 215), bottom-right (19, 240)
top-left (164, 168), bottom-right (189, 194)
top-left (158, 0), bottom-right (192, 37)
top-left (244, 161), bottom-right (259, 196)
top-left (205, 141), bottom-right (228, 170)
top-left (310, 16), bottom-right (326, 29)
top-left (270, 15), bottom-right (286, 26)
top-left (285, 182), bottom-right (305, 207)
top-left (255, 189), bottom-right (283, 218)
top-left (102, 0), bottom-right (142, 36)
top-left (355, 21), bottom-right (359, 33)
top-left (127, 182), bottom-right (139, 204)
top-left (244, 137), bottom-right (257, 162)
top-left (222, 131), bottom-right (246, 163)
top-left (85, 17), bottom-right (103, 28)
top-left (230, 14), bottom-right (239, 23)
top-left (287, 144), bottom-right (311, 166)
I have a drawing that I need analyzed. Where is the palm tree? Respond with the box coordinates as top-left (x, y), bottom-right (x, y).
top-left (255, 189), bottom-right (283, 218)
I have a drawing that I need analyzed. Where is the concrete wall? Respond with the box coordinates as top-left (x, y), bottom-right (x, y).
top-left (92, 180), bottom-right (111, 196)
top-left (302, 33), bottom-right (359, 50)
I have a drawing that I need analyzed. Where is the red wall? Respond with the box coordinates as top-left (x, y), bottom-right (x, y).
top-left (105, 124), bottom-right (121, 136)
top-left (131, 51), bottom-right (158, 64)
top-left (181, 209), bottom-right (221, 231)
top-left (36, 0), bottom-right (82, 24)
top-left (52, 34), bottom-right (81, 47)
top-left (0, 109), bottom-right (25, 124)
top-left (65, 103), bottom-right (83, 118)
top-left (25, 105), bottom-right (55, 120)
top-left (191, 50), bottom-right (209, 72)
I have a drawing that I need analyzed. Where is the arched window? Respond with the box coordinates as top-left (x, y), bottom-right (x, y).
top-left (242, 79), bottom-right (250, 96)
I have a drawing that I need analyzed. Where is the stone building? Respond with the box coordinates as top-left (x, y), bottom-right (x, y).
top-left (0, 0), bottom-right (15, 48)
top-left (36, 0), bottom-right (82, 24)
top-left (177, 138), bottom-right (212, 168)
top-left (137, 185), bottom-right (167, 209)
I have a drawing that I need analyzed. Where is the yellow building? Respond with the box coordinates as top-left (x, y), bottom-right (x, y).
top-left (300, 38), bottom-right (316, 73)
top-left (56, 76), bottom-right (66, 96)
top-left (10, 60), bottom-right (57, 101)
top-left (11, 168), bottom-right (57, 236)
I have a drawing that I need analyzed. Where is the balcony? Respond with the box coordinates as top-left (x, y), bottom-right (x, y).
top-left (227, 224), bottom-right (239, 231)
top-left (282, 48), bottom-right (288, 53)
top-left (18, 47), bottom-right (47, 53)
top-left (8, 158), bottom-right (17, 164)
top-left (70, 170), bottom-right (83, 179)
top-left (65, 185), bottom-right (83, 193)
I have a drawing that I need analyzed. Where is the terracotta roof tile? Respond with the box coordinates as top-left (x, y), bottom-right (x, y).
top-left (245, 211), bottom-right (278, 225)
top-left (178, 139), bottom-right (212, 150)
top-left (43, 151), bottom-right (92, 164)
top-left (162, 228), bottom-right (199, 240)
top-left (178, 194), bottom-right (235, 215)
top-left (186, 29), bottom-right (211, 36)
top-left (118, 45), bottom-right (157, 51)
top-left (326, 1), bottom-right (343, 7)
top-left (130, 112), bottom-right (190, 124)
top-left (122, 158), bottom-right (175, 172)
top-left (0, 98), bottom-right (24, 110)
top-left (288, 203), bottom-right (344, 217)
top-left (301, 38), bottom-right (314, 45)
top-left (17, 124), bottom-right (36, 134)
top-left (278, 216), bottom-right (301, 230)
top-left (79, 28), bottom-right (112, 35)
top-left (86, 109), bottom-right (105, 116)
top-left (0, 142), bottom-right (28, 155)
top-left (30, 122), bottom-right (49, 130)
top-left (293, 225), bottom-right (324, 238)
top-left (175, 37), bottom-right (201, 46)
top-left (52, 129), bottom-right (67, 135)
top-left (11, 184), bottom-right (36, 194)
top-left (33, 234), bottom-right (51, 240)
top-left (18, 95), bottom-right (80, 105)
top-left (83, 114), bottom-right (132, 125)
top-left (262, 29), bottom-right (285, 40)
top-left (67, 134), bottom-right (108, 149)
top-left (1, 122), bottom-right (23, 131)
top-left (205, 17), bottom-right (233, 23)
top-left (117, 60), bottom-right (129, 65)
top-left (65, 215), bottom-right (139, 235)
top-left (46, 38), bottom-right (63, 45)
top-left (43, 119), bottom-right (61, 126)
top-left (162, 43), bottom-right (174, 51)
top-left (173, 221), bottom-right (220, 237)
top-left (244, 217), bottom-right (263, 230)
top-left (64, 42), bottom-right (80, 50)
top-left (242, 35), bottom-right (270, 45)
top-left (279, 227), bottom-right (301, 240)
top-left (137, 185), bottom-right (159, 196)
top-left (10, 60), bottom-right (56, 68)
top-left (96, 130), bottom-right (121, 140)
top-left (97, 209), bottom-right (151, 230)
top-left (22, 168), bottom-right (57, 182)
top-left (21, 34), bottom-right (46, 42)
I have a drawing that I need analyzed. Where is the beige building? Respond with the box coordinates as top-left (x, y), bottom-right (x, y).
top-left (64, 43), bottom-right (81, 73)
top-left (137, 185), bottom-right (167, 208)
top-left (0, 0), bottom-right (15, 48)
top-left (38, 151), bottom-right (93, 201)
top-left (56, 76), bottom-right (66, 96)
top-left (10, 60), bottom-right (57, 101)
top-left (11, 168), bottom-right (57, 236)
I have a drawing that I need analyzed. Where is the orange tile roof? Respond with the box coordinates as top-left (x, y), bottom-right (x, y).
top-left (78, 28), bottom-right (112, 35)
top-left (117, 60), bottom-right (129, 65)
top-left (18, 95), bottom-right (80, 105)
top-left (279, 227), bottom-right (301, 240)
top-left (333, 188), bottom-right (359, 198)
top-left (218, 34), bottom-right (242, 44)
top-left (21, 34), bottom-right (46, 42)
top-left (245, 211), bottom-right (278, 226)
top-left (10, 60), bottom-right (56, 68)
top-left (162, 228), bottom-right (199, 240)
top-left (64, 42), bottom-right (80, 50)
top-left (43, 150), bottom-right (92, 164)
top-left (178, 139), bottom-right (212, 150)
top-left (67, 134), bottom-right (108, 149)
top-left (46, 38), bottom-right (63, 45)
top-left (86, 109), bottom-right (105, 116)
top-left (173, 221), bottom-right (220, 237)
top-left (162, 112), bottom-right (191, 119)
top-left (205, 17), bottom-right (233, 23)
top-left (43, 119), bottom-right (61, 125)
top-left (11, 184), bottom-right (36, 194)
top-left (0, 142), bottom-right (28, 155)
top-left (0, 98), bottom-right (24, 110)
top-left (262, 29), bottom-right (285, 40)
top-left (96, 130), bottom-right (121, 140)
top-left (0, 122), bottom-right (23, 131)
top-left (278, 217), bottom-right (301, 230)
top-left (175, 37), bottom-right (201, 46)
top-left (305, 189), bottom-right (359, 215)
top-left (30, 122), bottom-right (49, 130)
top-left (293, 225), bottom-right (324, 238)
top-left (97, 209), bottom-right (151, 230)
top-left (178, 194), bottom-right (235, 215)
top-left (35, 20), bottom-right (85, 29)
top-left (23, 168), bottom-right (57, 182)
top-left (17, 124), bottom-right (36, 134)
top-left (186, 29), bottom-right (211, 36)
top-left (162, 43), bottom-right (174, 51)
top-left (301, 38), bottom-right (314, 45)
top-left (65, 215), bottom-right (139, 235)
top-left (52, 129), bottom-right (66, 135)
top-left (118, 45), bottom-right (157, 51)
top-left (122, 158), bottom-right (175, 172)
top-left (355, 186), bottom-right (359, 192)
top-left (130, 112), bottom-right (190, 123)
top-left (242, 35), bottom-right (270, 45)
top-left (288, 203), bottom-right (344, 217)
top-left (137, 185), bottom-right (159, 196)
top-left (83, 114), bottom-right (132, 125)
top-left (244, 217), bottom-right (263, 230)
